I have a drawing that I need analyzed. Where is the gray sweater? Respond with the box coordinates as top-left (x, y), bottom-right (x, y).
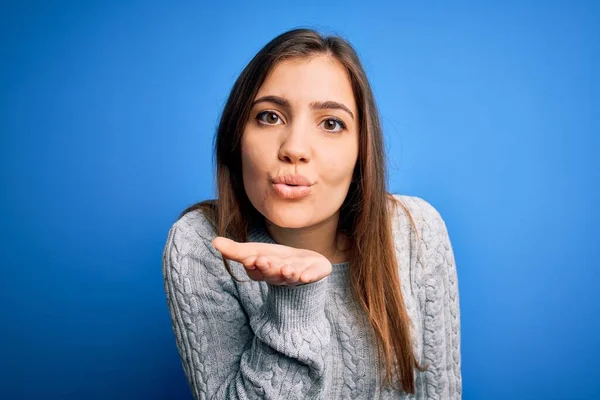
top-left (162, 194), bottom-right (462, 399)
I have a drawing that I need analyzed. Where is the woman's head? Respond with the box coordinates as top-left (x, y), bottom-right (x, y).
top-left (215, 28), bottom-right (387, 239)
top-left (242, 54), bottom-right (358, 230)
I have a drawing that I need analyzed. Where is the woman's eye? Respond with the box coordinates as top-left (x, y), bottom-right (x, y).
top-left (321, 118), bottom-right (346, 133)
top-left (255, 112), bottom-right (345, 132)
top-left (256, 111), bottom-right (282, 125)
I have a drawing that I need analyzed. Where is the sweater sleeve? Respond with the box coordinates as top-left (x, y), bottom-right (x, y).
top-left (412, 197), bottom-right (462, 399)
top-left (162, 215), bottom-right (331, 400)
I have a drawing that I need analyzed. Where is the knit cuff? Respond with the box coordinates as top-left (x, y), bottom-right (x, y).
top-left (263, 277), bottom-right (329, 331)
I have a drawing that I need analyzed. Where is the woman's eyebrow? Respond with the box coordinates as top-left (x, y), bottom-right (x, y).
top-left (251, 95), bottom-right (354, 120)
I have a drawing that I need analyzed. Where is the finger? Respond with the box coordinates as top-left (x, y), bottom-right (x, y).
top-left (297, 263), bottom-right (326, 284)
top-left (212, 237), bottom-right (293, 262)
top-left (280, 262), bottom-right (303, 285)
top-left (212, 237), bottom-right (257, 263)
top-left (239, 254), bottom-right (258, 270)
top-left (245, 268), bottom-right (265, 282)
top-left (263, 273), bottom-right (287, 286)
top-left (254, 255), bottom-right (273, 272)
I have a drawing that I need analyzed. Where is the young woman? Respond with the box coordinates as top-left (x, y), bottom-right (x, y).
top-left (162, 28), bottom-right (462, 399)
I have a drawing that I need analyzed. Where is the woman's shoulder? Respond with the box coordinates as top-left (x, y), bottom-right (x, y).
top-left (387, 193), bottom-right (451, 250)
top-left (167, 200), bottom-right (219, 248)
top-left (388, 193), bottom-right (446, 226)
top-left (163, 200), bottom-right (228, 280)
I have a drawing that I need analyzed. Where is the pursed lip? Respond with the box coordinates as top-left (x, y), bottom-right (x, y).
top-left (271, 174), bottom-right (314, 186)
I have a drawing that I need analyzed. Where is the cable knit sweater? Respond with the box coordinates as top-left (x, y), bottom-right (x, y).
top-left (162, 194), bottom-right (462, 399)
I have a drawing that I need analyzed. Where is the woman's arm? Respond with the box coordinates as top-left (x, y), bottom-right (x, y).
top-left (162, 215), bottom-right (331, 400)
top-left (412, 197), bottom-right (463, 399)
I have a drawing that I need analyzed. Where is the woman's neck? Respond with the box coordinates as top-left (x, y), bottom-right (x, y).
top-left (265, 213), bottom-right (350, 264)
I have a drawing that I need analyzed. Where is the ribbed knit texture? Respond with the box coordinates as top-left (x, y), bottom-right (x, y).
top-left (162, 194), bottom-right (462, 399)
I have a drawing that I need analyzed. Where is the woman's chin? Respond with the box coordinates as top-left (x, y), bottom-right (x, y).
top-left (264, 209), bottom-right (312, 229)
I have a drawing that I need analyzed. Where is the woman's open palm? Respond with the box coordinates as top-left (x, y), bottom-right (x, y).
top-left (212, 237), bottom-right (333, 286)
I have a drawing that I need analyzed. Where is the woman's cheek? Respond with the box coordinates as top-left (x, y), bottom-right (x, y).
top-left (244, 132), bottom-right (275, 166)
top-left (320, 156), bottom-right (354, 186)
top-left (241, 135), bottom-right (275, 199)
top-left (242, 138), bottom-right (261, 172)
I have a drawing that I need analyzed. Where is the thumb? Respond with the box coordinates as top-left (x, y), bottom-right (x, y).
top-left (212, 237), bottom-right (246, 262)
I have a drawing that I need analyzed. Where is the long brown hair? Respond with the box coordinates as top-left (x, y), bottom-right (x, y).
top-left (180, 28), bottom-right (427, 393)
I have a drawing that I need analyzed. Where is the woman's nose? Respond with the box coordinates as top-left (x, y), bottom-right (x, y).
top-left (278, 120), bottom-right (312, 164)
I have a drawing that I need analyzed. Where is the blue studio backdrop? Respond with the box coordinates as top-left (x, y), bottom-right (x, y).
top-left (2, 1), bottom-right (598, 399)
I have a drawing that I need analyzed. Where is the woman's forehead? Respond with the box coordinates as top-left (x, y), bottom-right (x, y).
top-left (254, 55), bottom-right (356, 112)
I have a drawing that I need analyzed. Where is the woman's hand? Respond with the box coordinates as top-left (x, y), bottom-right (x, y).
top-left (212, 237), bottom-right (332, 286)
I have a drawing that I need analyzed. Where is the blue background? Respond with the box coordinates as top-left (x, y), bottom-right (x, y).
top-left (2, 1), bottom-right (598, 399)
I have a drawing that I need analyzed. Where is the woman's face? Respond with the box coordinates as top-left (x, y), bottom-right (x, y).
top-left (241, 55), bottom-right (359, 229)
